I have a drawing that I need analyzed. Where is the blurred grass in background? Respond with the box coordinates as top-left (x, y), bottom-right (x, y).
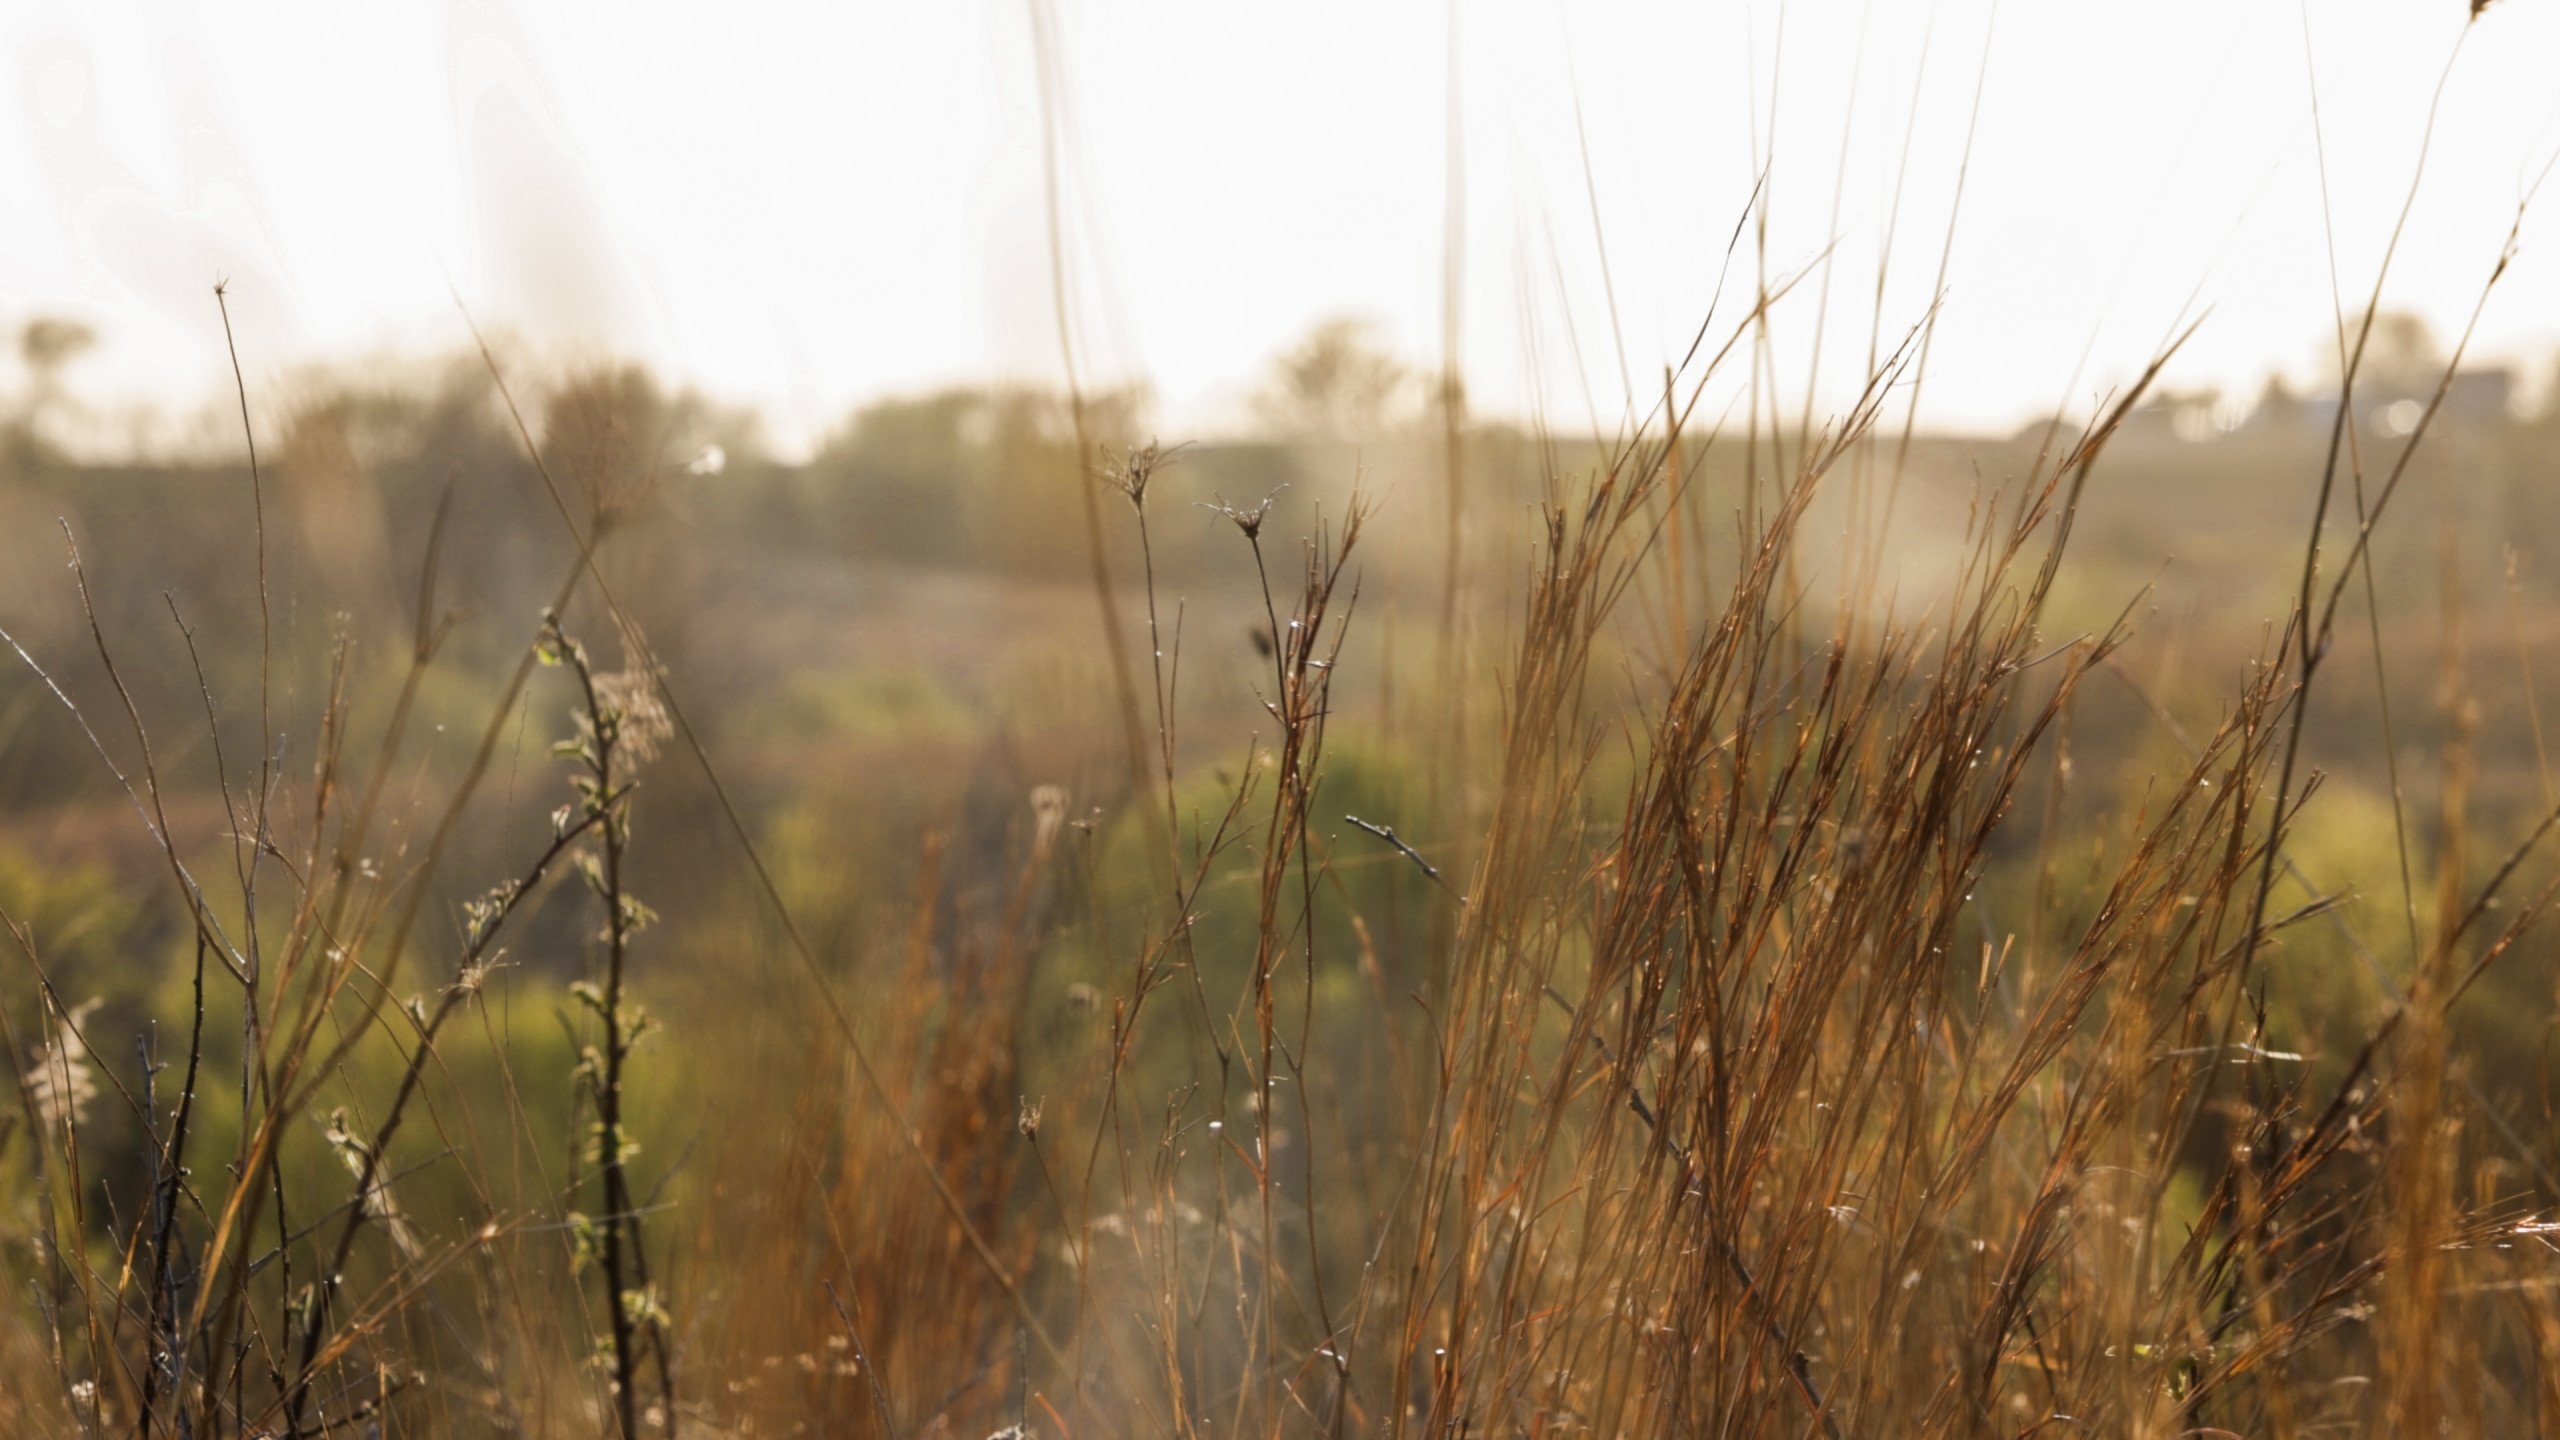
top-left (5, 47), bottom-right (2560, 1437)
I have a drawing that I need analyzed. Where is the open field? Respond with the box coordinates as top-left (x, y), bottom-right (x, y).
top-left (8, 7), bottom-right (2560, 1438)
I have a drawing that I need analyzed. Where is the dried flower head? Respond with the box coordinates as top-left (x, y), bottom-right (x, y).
top-left (24, 997), bottom-right (100, 1134)
top-left (1201, 486), bottom-right (1285, 541)
top-left (593, 666), bottom-right (673, 768)
top-left (1100, 438), bottom-right (1184, 509)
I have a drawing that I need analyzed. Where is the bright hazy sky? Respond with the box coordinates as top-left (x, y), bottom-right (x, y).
top-left (5, 1), bottom-right (2558, 456)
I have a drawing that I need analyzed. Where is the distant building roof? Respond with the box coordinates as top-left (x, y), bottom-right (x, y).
top-left (2242, 366), bottom-right (2516, 433)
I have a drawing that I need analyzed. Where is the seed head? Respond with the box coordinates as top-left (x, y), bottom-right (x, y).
top-left (1101, 439), bottom-right (1180, 509)
top-left (1202, 486), bottom-right (1286, 541)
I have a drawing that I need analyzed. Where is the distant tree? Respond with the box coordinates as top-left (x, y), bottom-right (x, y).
top-left (809, 388), bottom-right (984, 561)
top-left (7, 316), bottom-right (98, 463)
top-left (19, 316), bottom-right (96, 383)
top-left (807, 381), bottom-right (1156, 576)
top-left (1252, 317), bottom-right (1410, 442)
top-left (275, 394), bottom-right (399, 611)
top-left (541, 365), bottom-right (683, 531)
top-left (2323, 308), bottom-right (2445, 398)
top-left (537, 364), bottom-right (746, 670)
top-left (982, 382), bottom-right (1152, 577)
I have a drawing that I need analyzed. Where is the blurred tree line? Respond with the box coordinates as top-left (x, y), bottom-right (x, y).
top-left (6, 305), bottom-right (2560, 855)
top-left (5, 307), bottom-right (2560, 1232)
